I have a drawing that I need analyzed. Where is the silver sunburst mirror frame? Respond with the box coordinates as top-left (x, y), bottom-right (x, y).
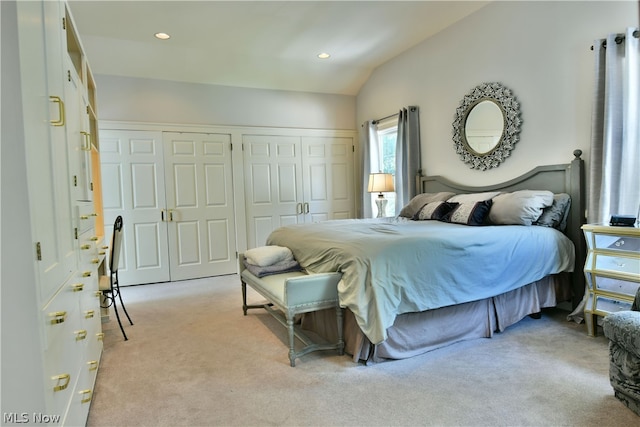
top-left (452, 82), bottom-right (522, 170)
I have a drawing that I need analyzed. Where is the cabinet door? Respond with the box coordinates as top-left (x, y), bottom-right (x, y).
top-left (64, 60), bottom-right (93, 202)
top-left (163, 132), bottom-right (237, 280)
top-left (99, 130), bottom-right (170, 285)
top-left (18, 0), bottom-right (76, 304)
top-left (301, 136), bottom-right (355, 222)
top-left (243, 135), bottom-right (304, 247)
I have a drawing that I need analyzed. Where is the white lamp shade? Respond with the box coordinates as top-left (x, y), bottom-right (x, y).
top-left (367, 173), bottom-right (395, 193)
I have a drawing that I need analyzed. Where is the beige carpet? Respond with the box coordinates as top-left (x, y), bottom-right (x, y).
top-left (87, 275), bottom-right (637, 426)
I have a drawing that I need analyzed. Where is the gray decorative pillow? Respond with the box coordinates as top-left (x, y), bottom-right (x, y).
top-left (534, 193), bottom-right (571, 231)
top-left (447, 191), bottom-right (501, 203)
top-left (488, 190), bottom-right (554, 226)
top-left (399, 192), bottom-right (455, 218)
top-left (414, 201), bottom-right (458, 221)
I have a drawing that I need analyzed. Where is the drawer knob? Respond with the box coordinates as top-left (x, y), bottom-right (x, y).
top-left (48, 311), bottom-right (67, 325)
top-left (72, 283), bottom-right (84, 292)
top-left (52, 374), bottom-right (70, 392)
top-left (79, 389), bottom-right (93, 404)
top-left (87, 360), bottom-right (99, 371)
top-left (82, 271), bottom-right (92, 277)
top-left (97, 332), bottom-right (105, 341)
top-left (75, 329), bottom-right (88, 341)
top-left (80, 244), bottom-right (91, 250)
top-left (84, 310), bottom-right (95, 319)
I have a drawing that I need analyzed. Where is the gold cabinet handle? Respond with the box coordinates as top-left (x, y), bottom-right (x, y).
top-left (84, 310), bottom-right (95, 319)
top-left (87, 360), bottom-right (98, 371)
top-left (96, 332), bottom-right (104, 341)
top-left (48, 311), bottom-right (67, 325)
top-left (90, 236), bottom-right (99, 241)
top-left (80, 244), bottom-right (91, 250)
top-left (99, 251), bottom-right (106, 256)
top-left (80, 215), bottom-right (89, 220)
top-left (82, 271), bottom-right (92, 277)
top-left (79, 389), bottom-right (92, 404)
top-left (49, 96), bottom-right (65, 126)
top-left (95, 291), bottom-right (102, 298)
top-left (91, 258), bottom-right (100, 264)
top-left (52, 373), bottom-right (70, 392)
top-left (75, 330), bottom-right (88, 341)
top-left (80, 131), bottom-right (92, 151)
top-left (72, 283), bottom-right (84, 292)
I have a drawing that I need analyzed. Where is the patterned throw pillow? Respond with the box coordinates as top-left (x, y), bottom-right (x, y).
top-left (414, 201), bottom-right (458, 221)
top-left (443, 200), bottom-right (493, 226)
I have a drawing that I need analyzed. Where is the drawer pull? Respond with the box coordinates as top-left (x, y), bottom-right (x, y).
top-left (80, 215), bottom-right (89, 220)
top-left (97, 332), bottom-right (105, 341)
top-left (90, 236), bottom-right (99, 241)
top-left (72, 283), bottom-right (84, 292)
top-left (75, 329), bottom-right (88, 341)
top-left (82, 271), bottom-right (92, 277)
top-left (91, 258), bottom-right (100, 264)
top-left (52, 373), bottom-right (70, 392)
top-left (79, 389), bottom-right (92, 404)
top-left (80, 244), bottom-right (91, 250)
top-left (87, 360), bottom-right (99, 371)
top-left (85, 310), bottom-right (95, 319)
top-left (615, 240), bottom-right (625, 247)
top-left (95, 291), bottom-right (102, 298)
top-left (48, 311), bottom-right (67, 325)
top-left (99, 251), bottom-right (106, 256)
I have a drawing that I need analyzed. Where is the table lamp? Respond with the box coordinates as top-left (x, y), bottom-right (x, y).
top-left (368, 173), bottom-right (395, 218)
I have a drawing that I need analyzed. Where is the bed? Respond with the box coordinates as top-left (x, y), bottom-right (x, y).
top-left (265, 151), bottom-right (586, 363)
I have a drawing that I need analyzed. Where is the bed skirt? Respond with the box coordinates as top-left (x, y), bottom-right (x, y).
top-left (300, 273), bottom-right (572, 363)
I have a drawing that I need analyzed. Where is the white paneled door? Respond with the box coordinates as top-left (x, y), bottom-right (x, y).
top-left (100, 130), bottom-right (170, 285)
top-left (163, 132), bottom-right (236, 281)
top-left (243, 134), bottom-right (354, 248)
top-left (100, 130), bottom-right (236, 285)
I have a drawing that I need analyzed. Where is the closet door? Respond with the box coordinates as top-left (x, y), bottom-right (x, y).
top-left (99, 130), bottom-right (170, 285)
top-left (243, 135), bottom-right (304, 248)
top-left (163, 132), bottom-right (237, 280)
top-left (301, 136), bottom-right (355, 222)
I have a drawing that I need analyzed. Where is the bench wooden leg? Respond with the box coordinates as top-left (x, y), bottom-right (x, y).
top-left (287, 316), bottom-right (296, 367)
top-left (336, 307), bottom-right (345, 356)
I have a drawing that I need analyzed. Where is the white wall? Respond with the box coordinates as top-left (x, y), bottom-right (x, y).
top-left (95, 75), bottom-right (357, 130)
top-left (357, 0), bottom-right (638, 186)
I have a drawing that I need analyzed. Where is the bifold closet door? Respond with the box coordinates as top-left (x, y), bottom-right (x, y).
top-left (100, 130), bottom-right (170, 285)
top-left (163, 132), bottom-right (237, 280)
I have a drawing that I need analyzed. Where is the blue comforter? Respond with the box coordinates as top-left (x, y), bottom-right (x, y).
top-left (267, 217), bottom-right (575, 344)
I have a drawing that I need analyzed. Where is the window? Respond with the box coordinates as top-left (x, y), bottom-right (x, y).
top-left (370, 117), bottom-right (397, 217)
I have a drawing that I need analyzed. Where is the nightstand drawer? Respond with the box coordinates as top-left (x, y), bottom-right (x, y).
top-left (592, 253), bottom-right (640, 277)
top-left (594, 295), bottom-right (633, 314)
top-left (593, 275), bottom-right (640, 298)
top-left (594, 234), bottom-right (640, 253)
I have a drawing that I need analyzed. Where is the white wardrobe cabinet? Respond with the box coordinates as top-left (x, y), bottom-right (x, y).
top-left (2, 1), bottom-right (104, 425)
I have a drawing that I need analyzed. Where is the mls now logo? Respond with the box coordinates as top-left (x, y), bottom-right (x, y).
top-left (3, 413), bottom-right (61, 424)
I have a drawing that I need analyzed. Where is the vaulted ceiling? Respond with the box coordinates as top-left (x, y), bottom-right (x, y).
top-left (68, 1), bottom-right (489, 95)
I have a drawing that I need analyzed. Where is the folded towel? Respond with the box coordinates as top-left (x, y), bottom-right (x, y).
top-left (245, 245), bottom-right (293, 267)
top-left (243, 258), bottom-right (302, 278)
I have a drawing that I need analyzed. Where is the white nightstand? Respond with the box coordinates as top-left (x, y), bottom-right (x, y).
top-left (582, 224), bottom-right (640, 336)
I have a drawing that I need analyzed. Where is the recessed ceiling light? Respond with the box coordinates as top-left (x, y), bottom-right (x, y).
top-left (154, 32), bottom-right (171, 40)
top-left (317, 52), bottom-right (330, 59)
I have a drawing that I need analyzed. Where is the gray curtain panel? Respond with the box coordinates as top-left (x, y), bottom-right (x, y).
top-left (360, 121), bottom-right (378, 219)
top-left (588, 28), bottom-right (639, 224)
top-left (395, 106), bottom-right (421, 214)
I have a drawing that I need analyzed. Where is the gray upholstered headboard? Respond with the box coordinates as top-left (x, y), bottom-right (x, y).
top-left (415, 150), bottom-right (586, 308)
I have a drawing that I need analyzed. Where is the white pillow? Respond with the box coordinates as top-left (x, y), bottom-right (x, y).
top-left (488, 190), bottom-right (554, 226)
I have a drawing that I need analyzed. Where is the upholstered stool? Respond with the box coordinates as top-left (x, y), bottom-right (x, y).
top-left (603, 287), bottom-right (640, 416)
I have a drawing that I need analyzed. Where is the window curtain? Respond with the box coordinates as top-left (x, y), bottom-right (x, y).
top-left (394, 106), bottom-right (421, 214)
top-left (360, 120), bottom-right (379, 218)
top-left (588, 27), bottom-right (639, 224)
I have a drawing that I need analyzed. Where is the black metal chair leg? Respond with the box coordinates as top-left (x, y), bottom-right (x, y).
top-left (111, 291), bottom-right (128, 341)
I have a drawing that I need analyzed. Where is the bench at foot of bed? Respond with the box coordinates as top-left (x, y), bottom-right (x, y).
top-left (239, 255), bottom-right (344, 367)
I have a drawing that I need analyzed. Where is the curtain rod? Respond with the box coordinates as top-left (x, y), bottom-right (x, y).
top-left (590, 28), bottom-right (639, 50)
top-left (372, 112), bottom-right (399, 125)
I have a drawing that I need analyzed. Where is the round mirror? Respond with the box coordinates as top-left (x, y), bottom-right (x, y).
top-left (452, 82), bottom-right (522, 170)
top-left (464, 100), bottom-right (504, 155)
